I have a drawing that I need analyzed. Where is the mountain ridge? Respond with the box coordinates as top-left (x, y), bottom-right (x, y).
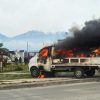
top-left (0, 30), bottom-right (67, 50)
top-left (0, 33), bottom-right (8, 40)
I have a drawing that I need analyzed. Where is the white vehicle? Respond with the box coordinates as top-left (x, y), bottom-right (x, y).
top-left (28, 46), bottom-right (100, 78)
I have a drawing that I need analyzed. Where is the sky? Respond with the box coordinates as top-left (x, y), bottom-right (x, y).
top-left (0, 0), bottom-right (100, 37)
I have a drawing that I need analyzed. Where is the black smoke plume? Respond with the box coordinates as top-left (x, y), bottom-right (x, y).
top-left (56, 19), bottom-right (100, 50)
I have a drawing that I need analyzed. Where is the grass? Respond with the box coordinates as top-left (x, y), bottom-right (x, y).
top-left (0, 63), bottom-right (32, 80)
top-left (0, 74), bottom-right (31, 80)
top-left (1, 63), bottom-right (29, 73)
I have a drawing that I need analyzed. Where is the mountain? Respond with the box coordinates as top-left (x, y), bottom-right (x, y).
top-left (0, 33), bottom-right (8, 40)
top-left (13, 30), bottom-right (45, 40)
top-left (12, 30), bottom-right (66, 41)
top-left (0, 30), bottom-right (67, 51)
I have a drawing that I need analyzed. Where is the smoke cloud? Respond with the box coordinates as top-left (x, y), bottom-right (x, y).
top-left (56, 19), bottom-right (100, 50)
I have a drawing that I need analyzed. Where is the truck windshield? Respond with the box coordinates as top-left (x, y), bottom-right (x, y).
top-left (39, 48), bottom-right (48, 57)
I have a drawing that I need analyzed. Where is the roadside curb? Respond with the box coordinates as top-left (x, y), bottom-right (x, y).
top-left (0, 77), bottom-right (100, 90)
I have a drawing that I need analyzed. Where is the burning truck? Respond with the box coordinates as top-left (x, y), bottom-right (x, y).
top-left (29, 19), bottom-right (100, 78)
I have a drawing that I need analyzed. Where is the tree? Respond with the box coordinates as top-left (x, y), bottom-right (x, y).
top-left (0, 43), bottom-right (3, 47)
top-left (0, 48), bottom-right (9, 55)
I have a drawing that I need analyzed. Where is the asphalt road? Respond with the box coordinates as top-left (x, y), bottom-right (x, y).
top-left (0, 82), bottom-right (100, 100)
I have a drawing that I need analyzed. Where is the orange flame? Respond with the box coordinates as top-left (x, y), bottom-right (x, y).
top-left (93, 47), bottom-right (100, 54)
top-left (55, 49), bottom-right (74, 57)
top-left (39, 48), bottom-right (48, 57)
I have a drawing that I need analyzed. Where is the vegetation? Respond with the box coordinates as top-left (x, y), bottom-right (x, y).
top-left (0, 43), bottom-right (31, 80)
top-left (0, 64), bottom-right (29, 73)
top-left (0, 43), bottom-right (3, 47)
top-left (0, 48), bottom-right (9, 55)
top-left (0, 73), bottom-right (31, 80)
top-left (0, 43), bottom-right (9, 55)
top-left (0, 64), bottom-right (31, 80)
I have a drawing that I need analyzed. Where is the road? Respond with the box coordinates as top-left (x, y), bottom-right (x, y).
top-left (0, 82), bottom-right (100, 100)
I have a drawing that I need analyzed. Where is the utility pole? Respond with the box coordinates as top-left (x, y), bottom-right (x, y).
top-left (27, 42), bottom-right (28, 53)
top-left (27, 42), bottom-right (29, 58)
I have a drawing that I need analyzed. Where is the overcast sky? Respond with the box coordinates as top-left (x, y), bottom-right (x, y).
top-left (0, 0), bottom-right (100, 37)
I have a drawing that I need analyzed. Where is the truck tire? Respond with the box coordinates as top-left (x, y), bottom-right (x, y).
top-left (74, 68), bottom-right (84, 78)
top-left (30, 67), bottom-right (40, 78)
top-left (85, 69), bottom-right (95, 77)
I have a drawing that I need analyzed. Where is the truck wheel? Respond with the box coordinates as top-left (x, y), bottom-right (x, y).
top-left (30, 67), bottom-right (40, 78)
top-left (85, 69), bottom-right (95, 77)
top-left (74, 68), bottom-right (84, 78)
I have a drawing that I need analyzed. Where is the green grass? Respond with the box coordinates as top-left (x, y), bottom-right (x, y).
top-left (1, 63), bottom-right (29, 73)
top-left (0, 63), bottom-right (32, 80)
top-left (0, 74), bottom-right (32, 80)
